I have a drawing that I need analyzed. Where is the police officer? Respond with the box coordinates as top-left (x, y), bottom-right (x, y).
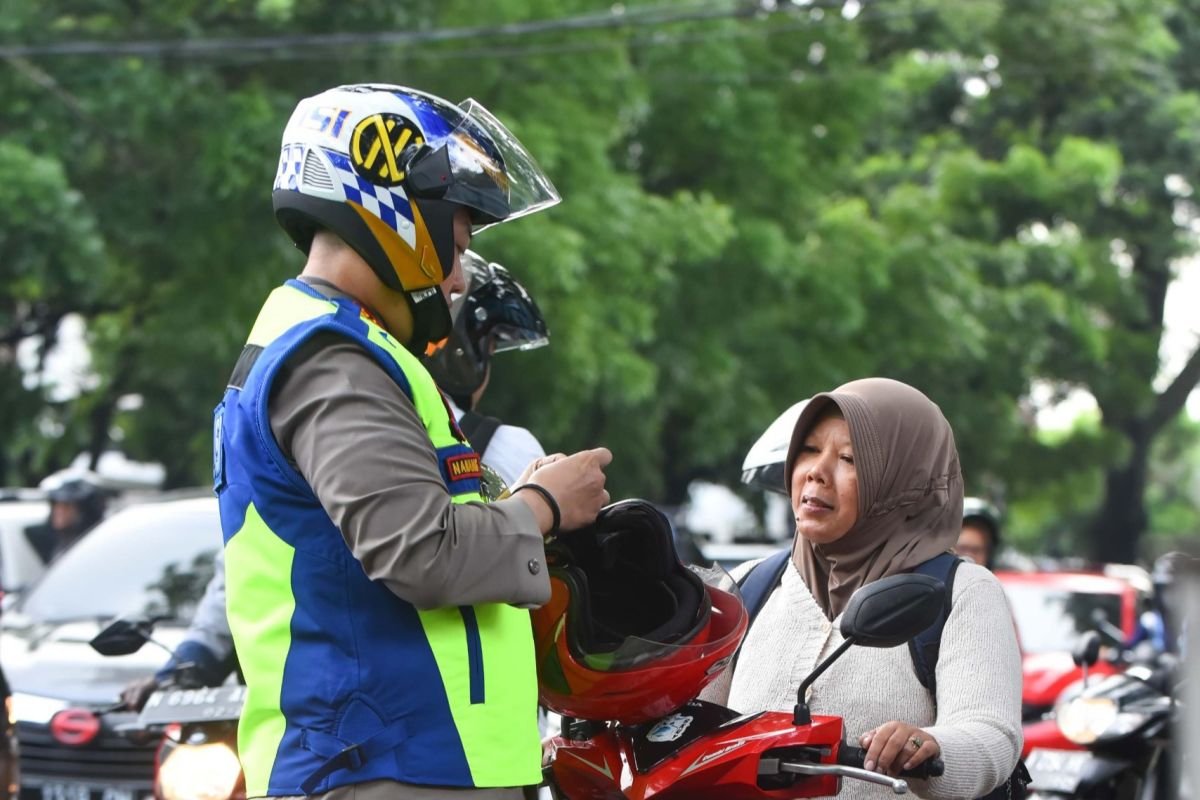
top-left (215, 85), bottom-right (610, 799)
top-left (122, 251), bottom-right (553, 712)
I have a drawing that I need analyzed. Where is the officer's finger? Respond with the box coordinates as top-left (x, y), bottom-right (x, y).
top-left (587, 447), bottom-right (613, 468)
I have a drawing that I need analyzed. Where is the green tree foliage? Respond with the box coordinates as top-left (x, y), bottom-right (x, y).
top-left (0, 0), bottom-right (1196, 560)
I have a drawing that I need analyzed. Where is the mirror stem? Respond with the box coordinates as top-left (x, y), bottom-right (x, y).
top-left (794, 636), bottom-right (855, 726)
top-left (147, 636), bottom-right (176, 658)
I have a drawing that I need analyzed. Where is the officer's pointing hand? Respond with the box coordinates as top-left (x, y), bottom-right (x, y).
top-left (518, 447), bottom-right (611, 534)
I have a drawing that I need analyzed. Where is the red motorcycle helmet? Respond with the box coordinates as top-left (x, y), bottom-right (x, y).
top-left (532, 499), bottom-right (747, 724)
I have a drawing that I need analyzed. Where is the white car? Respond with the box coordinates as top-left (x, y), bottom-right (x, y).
top-left (0, 490), bottom-right (50, 604)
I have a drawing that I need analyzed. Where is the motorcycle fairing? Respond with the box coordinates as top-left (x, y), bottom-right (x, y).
top-left (549, 710), bottom-right (844, 799)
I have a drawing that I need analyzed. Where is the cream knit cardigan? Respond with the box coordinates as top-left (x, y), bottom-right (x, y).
top-left (701, 558), bottom-right (1022, 799)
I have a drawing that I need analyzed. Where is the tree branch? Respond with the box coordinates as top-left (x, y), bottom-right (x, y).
top-left (1151, 340), bottom-right (1200, 432)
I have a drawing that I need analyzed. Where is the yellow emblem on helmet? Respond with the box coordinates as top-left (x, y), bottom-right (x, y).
top-left (350, 113), bottom-right (424, 187)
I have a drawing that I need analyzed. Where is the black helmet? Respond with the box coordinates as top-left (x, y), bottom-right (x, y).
top-left (39, 470), bottom-right (108, 533)
top-left (961, 497), bottom-right (1002, 568)
top-left (423, 250), bottom-right (548, 409)
top-left (41, 470), bottom-right (105, 504)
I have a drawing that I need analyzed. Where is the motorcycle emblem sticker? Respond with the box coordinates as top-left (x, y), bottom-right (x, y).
top-left (646, 713), bottom-right (694, 743)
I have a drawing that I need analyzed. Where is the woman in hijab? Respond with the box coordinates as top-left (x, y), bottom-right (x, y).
top-left (702, 378), bottom-right (1022, 799)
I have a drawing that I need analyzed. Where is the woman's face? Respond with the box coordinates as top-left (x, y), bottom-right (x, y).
top-left (790, 412), bottom-right (859, 544)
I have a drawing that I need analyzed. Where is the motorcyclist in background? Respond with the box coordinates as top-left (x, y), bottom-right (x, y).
top-left (1127, 550), bottom-right (1197, 655)
top-left (424, 250), bottom-right (549, 488)
top-left (956, 497), bottom-right (1002, 571)
top-left (122, 250), bottom-right (554, 709)
top-left (25, 470), bottom-right (109, 563)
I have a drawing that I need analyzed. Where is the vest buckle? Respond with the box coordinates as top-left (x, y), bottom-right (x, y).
top-left (339, 742), bottom-right (365, 770)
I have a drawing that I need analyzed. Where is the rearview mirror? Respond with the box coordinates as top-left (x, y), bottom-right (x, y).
top-left (1072, 630), bottom-right (1102, 668)
top-left (792, 572), bottom-right (947, 726)
top-left (839, 573), bottom-right (947, 648)
top-left (89, 617), bottom-right (155, 656)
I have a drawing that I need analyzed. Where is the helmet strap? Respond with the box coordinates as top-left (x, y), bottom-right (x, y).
top-left (405, 287), bottom-right (452, 355)
top-left (410, 197), bottom-right (460, 284)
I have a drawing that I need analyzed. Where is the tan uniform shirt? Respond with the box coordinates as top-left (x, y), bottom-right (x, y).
top-left (266, 280), bottom-right (547, 799)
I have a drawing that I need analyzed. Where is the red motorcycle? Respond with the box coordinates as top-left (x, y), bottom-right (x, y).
top-left (541, 569), bottom-right (947, 799)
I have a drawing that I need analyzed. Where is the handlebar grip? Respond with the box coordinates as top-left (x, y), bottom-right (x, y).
top-left (838, 744), bottom-right (945, 779)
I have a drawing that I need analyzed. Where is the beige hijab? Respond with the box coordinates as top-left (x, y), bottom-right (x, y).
top-left (784, 378), bottom-right (963, 619)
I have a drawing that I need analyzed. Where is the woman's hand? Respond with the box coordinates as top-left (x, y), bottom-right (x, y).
top-left (859, 721), bottom-right (939, 776)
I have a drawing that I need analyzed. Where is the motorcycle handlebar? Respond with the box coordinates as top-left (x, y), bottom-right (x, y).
top-left (838, 744), bottom-right (944, 780)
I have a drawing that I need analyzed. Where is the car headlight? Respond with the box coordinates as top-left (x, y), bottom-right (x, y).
top-left (156, 741), bottom-right (241, 800)
top-left (1057, 696), bottom-right (1118, 744)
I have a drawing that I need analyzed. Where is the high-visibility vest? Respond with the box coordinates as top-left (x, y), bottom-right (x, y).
top-left (214, 279), bottom-right (540, 796)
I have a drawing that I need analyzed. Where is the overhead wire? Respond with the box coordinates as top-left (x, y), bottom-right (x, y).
top-left (0, 1), bottom-right (813, 60)
top-left (3, 0), bottom-right (944, 77)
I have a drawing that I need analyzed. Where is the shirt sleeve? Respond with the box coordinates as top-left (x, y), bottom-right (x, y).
top-left (481, 424), bottom-right (545, 488)
top-left (182, 549), bottom-right (234, 662)
top-left (920, 568), bottom-right (1023, 799)
top-left (268, 333), bottom-right (550, 610)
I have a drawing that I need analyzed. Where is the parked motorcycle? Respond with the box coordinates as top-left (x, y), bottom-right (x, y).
top-left (543, 571), bottom-right (948, 799)
top-left (90, 618), bottom-right (245, 800)
top-left (1026, 631), bottom-right (1180, 800)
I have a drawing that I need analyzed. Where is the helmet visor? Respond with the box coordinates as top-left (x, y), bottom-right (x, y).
top-left (444, 99), bottom-right (560, 230)
top-left (461, 255), bottom-right (549, 354)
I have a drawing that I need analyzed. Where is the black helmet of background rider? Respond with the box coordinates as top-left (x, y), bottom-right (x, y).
top-left (39, 470), bottom-right (107, 538)
top-left (424, 250), bottom-right (549, 410)
top-left (960, 497), bottom-right (1002, 570)
top-left (271, 84), bottom-right (560, 353)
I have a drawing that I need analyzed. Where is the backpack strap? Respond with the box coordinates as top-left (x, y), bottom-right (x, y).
top-left (457, 410), bottom-right (502, 457)
top-left (737, 549), bottom-right (791, 628)
top-left (731, 549), bottom-right (790, 670)
top-left (907, 552), bottom-right (962, 700)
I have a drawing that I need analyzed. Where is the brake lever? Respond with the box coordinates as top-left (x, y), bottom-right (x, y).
top-left (759, 758), bottom-right (908, 794)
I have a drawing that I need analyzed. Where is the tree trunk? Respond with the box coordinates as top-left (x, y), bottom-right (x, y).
top-left (1086, 426), bottom-right (1152, 564)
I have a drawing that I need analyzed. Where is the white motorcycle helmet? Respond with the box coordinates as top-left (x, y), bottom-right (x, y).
top-left (740, 400), bottom-right (809, 495)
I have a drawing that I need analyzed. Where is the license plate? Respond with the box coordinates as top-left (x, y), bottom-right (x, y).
top-left (27, 784), bottom-right (136, 800)
top-left (138, 684), bottom-right (246, 726)
top-left (1026, 748), bottom-right (1092, 793)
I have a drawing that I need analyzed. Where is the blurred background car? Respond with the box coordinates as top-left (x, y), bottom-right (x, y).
top-left (0, 492), bottom-right (220, 800)
top-left (0, 490), bottom-right (50, 609)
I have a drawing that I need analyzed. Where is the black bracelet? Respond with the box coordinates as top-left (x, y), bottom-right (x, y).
top-left (513, 483), bottom-right (561, 534)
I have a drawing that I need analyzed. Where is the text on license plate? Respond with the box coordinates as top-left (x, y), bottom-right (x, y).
top-left (37, 784), bottom-right (135, 800)
top-left (1026, 748), bottom-right (1092, 793)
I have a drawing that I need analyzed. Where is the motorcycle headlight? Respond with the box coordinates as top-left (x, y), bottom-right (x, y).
top-left (1057, 696), bottom-right (1118, 744)
top-left (156, 741), bottom-right (241, 800)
